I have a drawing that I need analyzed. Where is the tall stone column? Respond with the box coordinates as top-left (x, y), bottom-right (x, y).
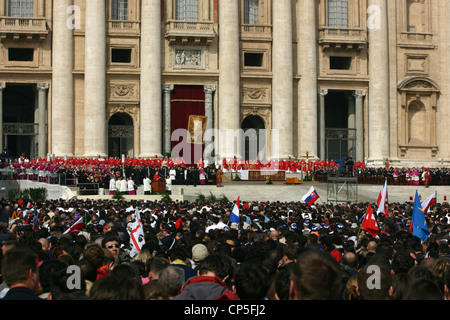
top-left (354, 90), bottom-right (366, 161)
top-left (204, 85), bottom-right (216, 164)
top-left (204, 85), bottom-right (216, 134)
top-left (140, 0), bottom-right (162, 158)
top-left (84, 0), bottom-right (107, 157)
top-left (297, 0), bottom-right (318, 159)
top-left (163, 84), bottom-right (174, 156)
top-left (218, 0), bottom-right (240, 159)
top-left (37, 83), bottom-right (49, 158)
top-left (272, 0), bottom-right (293, 159)
top-left (368, 0), bottom-right (389, 161)
top-left (52, 0), bottom-right (74, 156)
top-left (0, 82), bottom-right (5, 152)
top-left (318, 89), bottom-right (328, 160)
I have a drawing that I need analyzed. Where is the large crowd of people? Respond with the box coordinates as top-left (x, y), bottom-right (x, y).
top-left (0, 194), bottom-right (449, 301)
top-left (0, 155), bottom-right (449, 301)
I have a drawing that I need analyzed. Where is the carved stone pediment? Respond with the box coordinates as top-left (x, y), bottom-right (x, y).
top-left (405, 80), bottom-right (433, 89)
top-left (242, 87), bottom-right (271, 103)
top-left (398, 77), bottom-right (440, 93)
top-left (111, 84), bottom-right (135, 96)
top-left (108, 82), bottom-right (139, 102)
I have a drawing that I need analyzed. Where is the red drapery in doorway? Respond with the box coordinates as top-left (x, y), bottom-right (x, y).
top-left (170, 86), bottom-right (205, 165)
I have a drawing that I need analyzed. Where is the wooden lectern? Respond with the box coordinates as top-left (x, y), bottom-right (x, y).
top-left (152, 178), bottom-right (166, 194)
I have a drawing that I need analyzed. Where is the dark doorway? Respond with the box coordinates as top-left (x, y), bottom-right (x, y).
top-left (3, 84), bottom-right (37, 158)
top-left (241, 115), bottom-right (266, 161)
top-left (325, 91), bottom-right (355, 162)
top-left (108, 112), bottom-right (134, 158)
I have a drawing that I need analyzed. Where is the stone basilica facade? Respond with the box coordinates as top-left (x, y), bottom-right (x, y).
top-left (0, 0), bottom-right (449, 167)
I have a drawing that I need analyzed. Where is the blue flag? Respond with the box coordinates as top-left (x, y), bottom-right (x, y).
top-left (412, 191), bottom-right (429, 242)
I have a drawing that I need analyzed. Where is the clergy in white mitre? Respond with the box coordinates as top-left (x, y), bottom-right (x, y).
top-left (109, 175), bottom-right (116, 195)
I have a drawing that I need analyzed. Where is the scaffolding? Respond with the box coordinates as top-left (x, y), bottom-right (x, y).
top-left (327, 176), bottom-right (358, 204)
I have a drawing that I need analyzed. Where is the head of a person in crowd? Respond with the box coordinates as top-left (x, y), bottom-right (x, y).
top-left (158, 266), bottom-right (185, 299)
top-left (38, 260), bottom-right (68, 297)
top-left (146, 256), bottom-right (170, 281)
top-left (403, 278), bottom-right (444, 300)
top-left (191, 243), bottom-right (209, 265)
top-left (198, 253), bottom-right (235, 285)
top-left (356, 260), bottom-right (393, 300)
top-left (233, 262), bottom-right (271, 300)
top-left (89, 270), bottom-right (145, 300)
top-left (2, 247), bottom-right (41, 294)
top-left (289, 250), bottom-right (342, 300)
top-left (102, 234), bottom-right (121, 258)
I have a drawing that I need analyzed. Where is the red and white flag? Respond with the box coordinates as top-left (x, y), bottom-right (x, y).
top-left (63, 217), bottom-right (84, 235)
top-left (377, 179), bottom-right (389, 218)
top-left (362, 205), bottom-right (379, 238)
top-left (421, 192), bottom-right (437, 214)
top-left (128, 209), bottom-right (146, 258)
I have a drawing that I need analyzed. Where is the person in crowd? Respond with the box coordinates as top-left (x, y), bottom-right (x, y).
top-left (1, 247), bottom-right (42, 300)
top-left (289, 250), bottom-right (342, 300)
top-left (109, 176), bottom-right (116, 195)
top-left (172, 253), bottom-right (237, 300)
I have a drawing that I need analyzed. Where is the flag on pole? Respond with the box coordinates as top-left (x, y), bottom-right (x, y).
top-left (421, 191), bottom-right (437, 215)
top-left (128, 209), bottom-right (146, 258)
top-left (229, 197), bottom-right (240, 223)
top-left (361, 205), bottom-right (379, 237)
top-left (412, 190), bottom-right (430, 242)
top-left (302, 187), bottom-right (320, 206)
top-left (377, 179), bottom-right (389, 218)
top-left (63, 217), bottom-right (84, 235)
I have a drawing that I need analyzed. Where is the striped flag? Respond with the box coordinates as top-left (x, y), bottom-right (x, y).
top-left (229, 197), bottom-right (240, 224)
top-left (421, 191), bottom-right (437, 214)
top-left (377, 179), bottom-right (389, 218)
top-left (63, 217), bottom-right (84, 235)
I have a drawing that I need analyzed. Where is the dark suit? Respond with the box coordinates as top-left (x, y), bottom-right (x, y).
top-left (1, 287), bottom-right (42, 300)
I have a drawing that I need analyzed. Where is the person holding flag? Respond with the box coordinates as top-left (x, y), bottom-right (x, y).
top-left (302, 186), bottom-right (320, 206)
top-left (412, 190), bottom-right (430, 243)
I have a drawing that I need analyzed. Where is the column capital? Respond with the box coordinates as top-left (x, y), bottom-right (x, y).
top-left (318, 89), bottom-right (328, 96)
top-left (354, 90), bottom-right (366, 98)
top-left (0, 82), bottom-right (6, 91)
top-left (204, 85), bottom-right (216, 94)
top-left (37, 83), bottom-right (49, 91)
top-left (163, 84), bottom-right (174, 92)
